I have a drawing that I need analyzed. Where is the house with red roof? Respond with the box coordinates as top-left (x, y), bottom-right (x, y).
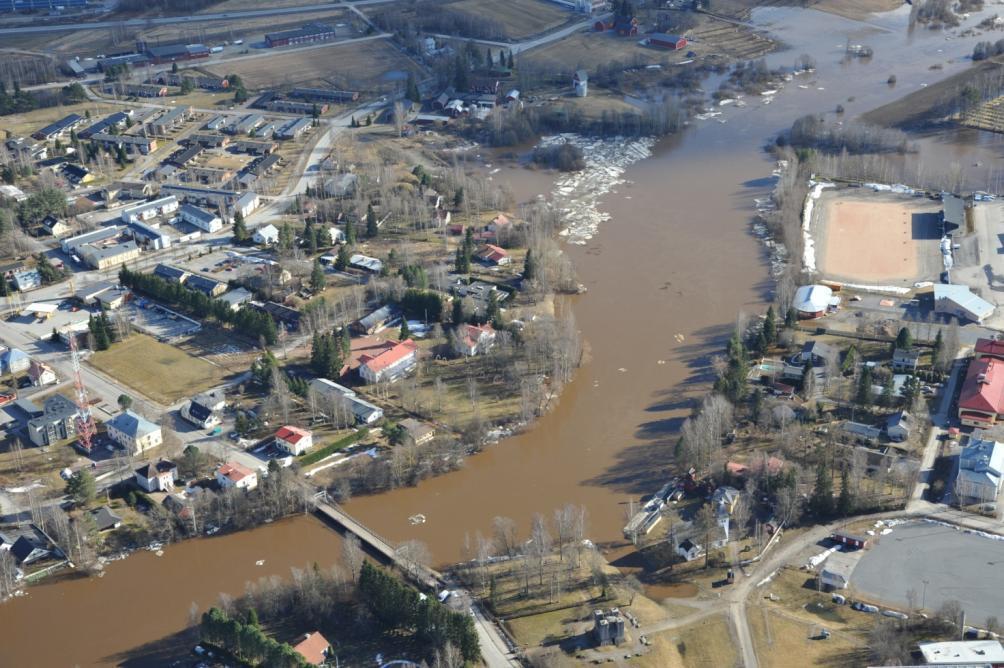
top-left (475, 243), bottom-right (511, 266)
top-left (275, 425), bottom-right (313, 455)
top-left (215, 461), bottom-right (258, 490)
top-left (454, 323), bottom-right (496, 357)
top-left (292, 631), bottom-right (332, 665)
top-left (958, 356), bottom-right (1004, 428)
top-left (359, 339), bottom-right (419, 384)
top-left (975, 338), bottom-right (1004, 361)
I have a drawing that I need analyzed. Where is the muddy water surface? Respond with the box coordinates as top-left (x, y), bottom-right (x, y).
top-left (6, 3), bottom-right (1004, 665)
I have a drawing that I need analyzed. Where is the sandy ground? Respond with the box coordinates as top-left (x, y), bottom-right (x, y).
top-left (814, 190), bottom-right (941, 285)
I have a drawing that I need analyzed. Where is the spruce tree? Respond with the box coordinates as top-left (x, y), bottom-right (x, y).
top-left (366, 203), bottom-right (378, 238)
top-left (836, 465), bottom-right (854, 517)
top-left (452, 297), bottom-right (464, 326)
top-left (400, 319), bottom-right (411, 341)
top-left (763, 306), bottom-right (776, 345)
top-left (810, 460), bottom-right (833, 518)
top-left (405, 72), bottom-right (421, 103)
top-left (523, 247), bottom-right (536, 281)
top-left (345, 218), bottom-right (356, 245)
top-left (335, 244), bottom-right (350, 271)
top-left (232, 210), bottom-right (248, 242)
top-left (895, 326), bottom-right (912, 350)
top-left (310, 259), bottom-right (326, 291)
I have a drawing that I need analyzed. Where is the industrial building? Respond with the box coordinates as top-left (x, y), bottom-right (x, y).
top-left (265, 22), bottom-right (336, 48)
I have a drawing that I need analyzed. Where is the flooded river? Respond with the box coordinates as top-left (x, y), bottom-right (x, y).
top-left (7, 4), bottom-right (1004, 665)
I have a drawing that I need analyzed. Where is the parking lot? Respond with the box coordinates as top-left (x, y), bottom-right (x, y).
top-left (851, 521), bottom-right (1004, 621)
top-left (127, 301), bottom-right (201, 341)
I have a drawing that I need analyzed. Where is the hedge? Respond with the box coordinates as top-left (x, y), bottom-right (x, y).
top-left (300, 428), bottom-right (369, 466)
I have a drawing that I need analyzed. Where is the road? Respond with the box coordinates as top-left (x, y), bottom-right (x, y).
top-left (432, 13), bottom-right (608, 55)
top-left (0, 0), bottom-right (396, 35)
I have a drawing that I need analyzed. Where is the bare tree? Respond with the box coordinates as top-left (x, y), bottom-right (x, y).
top-left (528, 513), bottom-right (552, 585)
top-left (341, 533), bottom-right (364, 583)
top-left (493, 516), bottom-right (518, 558)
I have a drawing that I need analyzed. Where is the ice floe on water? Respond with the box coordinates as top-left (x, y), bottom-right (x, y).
top-left (537, 134), bottom-right (656, 245)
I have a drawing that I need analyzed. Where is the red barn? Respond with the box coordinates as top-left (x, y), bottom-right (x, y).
top-left (649, 33), bottom-right (688, 50)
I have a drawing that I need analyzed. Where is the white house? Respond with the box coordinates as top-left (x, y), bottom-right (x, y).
top-left (454, 323), bottom-right (496, 357)
top-left (27, 360), bottom-right (57, 386)
top-left (216, 461), bottom-right (258, 490)
top-left (119, 196), bottom-right (179, 223)
top-left (676, 538), bottom-right (702, 562)
top-left (235, 192), bottom-right (260, 219)
top-left (180, 389), bottom-right (226, 429)
top-left (325, 226), bottom-right (345, 245)
top-left (275, 425), bottom-right (313, 455)
top-left (253, 224), bottom-right (279, 245)
top-left (956, 437), bottom-right (1004, 504)
top-left (308, 378), bottom-right (384, 425)
top-left (135, 460), bottom-right (177, 492)
top-left (359, 339), bottom-right (418, 384)
top-left (178, 203), bottom-right (223, 233)
top-left (106, 410), bottom-right (163, 455)
top-left (886, 411), bottom-right (911, 443)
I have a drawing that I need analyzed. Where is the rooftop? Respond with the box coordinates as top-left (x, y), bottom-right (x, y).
top-left (918, 640), bottom-right (1004, 665)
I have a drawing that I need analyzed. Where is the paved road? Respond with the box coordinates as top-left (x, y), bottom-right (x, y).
top-left (432, 13), bottom-right (608, 55)
top-left (0, 0), bottom-right (396, 35)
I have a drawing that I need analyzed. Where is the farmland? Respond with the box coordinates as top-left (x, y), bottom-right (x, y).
top-left (90, 333), bottom-right (231, 405)
top-left (205, 38), bottom-right (424, 91)
top-left (445, 0), bottom-right (571, 40)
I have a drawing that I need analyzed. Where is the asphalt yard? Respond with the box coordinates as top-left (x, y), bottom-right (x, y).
top-left (851, 521), bottom-right (1004, 621)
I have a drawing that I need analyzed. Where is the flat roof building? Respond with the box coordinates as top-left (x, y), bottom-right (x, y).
top-left (918, 640), bottom-right (1004, 666)
top-left (934, 284), bottom-right (994, 324)
top-left (265, 22), bottom-right (335, 48)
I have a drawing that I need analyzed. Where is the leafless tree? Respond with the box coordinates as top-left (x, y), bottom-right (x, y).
top-left (493, 515), bottom-right (519, 558)
top-left (528, 513), bottom-right (552, 585)
top-left (341, 533), bottom-right (364, 583)
top-left (395, 539), bottom-right (432, 580)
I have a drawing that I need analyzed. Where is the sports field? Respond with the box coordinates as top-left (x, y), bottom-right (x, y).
top-left (90, 334), bottom-right (228, 405)
top-left (815, 191), bottom-right (940, 284)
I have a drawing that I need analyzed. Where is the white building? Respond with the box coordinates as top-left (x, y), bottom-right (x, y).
top-left (308, 378), bottom-right (384, 424)
top-left (216, 461), bottom-right (258, 490)
top-left (253, 224), bottom-right (279, 245)
top-left (819, 551), bottom-right (858, 589)
top-left (135, 460), bottom-right (177, 492)
top-left (275, 425), bottom-right (313, 455)
top-left (178, 203), bottom-right (223, 233)
top-left (359, 339), bottom-right (418, 384)
top-left (955, 437), bottom-right (1004, 504)
top-left (793, 284), bottom-right (837, 319)
top-left (918, 640), bottom-right (1004, 666)
top-left (106, 410), bottom-right (163, 455)
top-left (235, 192), bottom-right (260, 219)
top-left (119, 196), bottom-right (179, 223)
top-left (934, 284), bottom-right (995, 324)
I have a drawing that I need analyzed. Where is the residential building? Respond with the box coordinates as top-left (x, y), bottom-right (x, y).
top-left (103, 82), bottom-right (167, 98)
top-left (253, 223), bottom-right (279, 245)
top-left (265, 22), bottom-right (336, 48)
top-left (26, 394), bottom-right (78, 446)
top-left (324, 226), bottom-right (345, 245)
top-left (308, 378), bottom-right (384, 425)
top-left (80, 237), bottom-right (141, 270)
top-left (917, 640), bottom-right (1004, 666)
top-left (942, 193), bottom-right (966, 229)
top-left (793, 284), bottom-right (837, 319)
top-left (40, 215), bottom-right (70, 237)
top-left (892, 347), bottom-right (921, 373)
top-left (475, 243), bottom-right (511, 266)
top-left (267, 99), bottom-right (327, 115)
top-left (156, 72), bottom-right (229, 90)
top-left (187, 133), bottom-right (230, 148)
top-left (676, 538), bottom-right (702, 562)
top-left (216, 461), bottom-right (258, 490)
top-left (178, 203), bottom-right (223, 233)
top-left (91, 506), bottom-right (122, 532)
top-left (9, 531), bottom-right (57, 566)
top-left (127, 220), bottom-right (172, 250)
top-left (135, 460), bottom-right (178, 492)
top-left (230, 139), bottom-right (276, 155)
top-left (359, 339), bottom-right (419, 384)
top-left (349, 253), bottom-right (383, 273)
top-left (161, 183), bottom-right (237, 210)
top-left (0, 184), bottom-right (28, 202)
top-left (290, 87), bottom-right (359, 103)
top-left (60, 226), bottom-right (122, 253)
top-left (797, 340), bottom-right (838, 367)
top-left (121, 196), bottom-right (179, 223)
top-left (958, 356), bottom-right (1004, 427)
top-left (400, 418), bottom-right (435, 446)
top-left (934, 284), bottom-right (994, 324)
top-left (180, 389), bottom-right (226, 429)
top-left (841, 421), bottom-right (882, 445)
top-left (886, 410), bottom-right (911, 442)
top-left (144, 43), bottom-right (210, 64)
top-left (106, 410), bottom-right (163, 455)
top-left (292, 631), bottom-right (332, 666)
top-left (32, 113), bottom-right (84, 141)
top-left (819, 551), bottom-right (857, 589)
top-left (275, 425), bottom-right (313, 455)
top-left (90, 132), bottom-right (158, 156)
top-left (235, 192), bottom-right (260, 219)
top-left (166, 144), bottom-right (203, 168)
top-left (227, 114), bottom-right (265, 136)
top-left (148, 105), bottom-right (191, 135)
top-left (27, 360), bottom-right (56, 386)
top-left (276, 117), bottom-right (312, 140)
top-left (255, 301), bottom-right (301, 330)
top-left (454, 323), bottom-right (496, 356)
top-left (955, 437), bottom-right (1004, 504)
top-left (975, 337), bottom-right (1004, 361)
top-left (0, 348), bottom-right (30, 374)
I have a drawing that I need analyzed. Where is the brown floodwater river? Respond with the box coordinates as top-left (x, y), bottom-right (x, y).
top-left (6, 5), bottom-right (1004, 666)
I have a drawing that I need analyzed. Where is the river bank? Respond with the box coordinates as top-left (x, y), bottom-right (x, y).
top-left (5, 2), bottom-right (1004, 664)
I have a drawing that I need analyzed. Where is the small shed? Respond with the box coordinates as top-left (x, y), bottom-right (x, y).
top-left (649, 33), bottom-right (688, 50)
top-left (831, 531), bottom-right (870, 550)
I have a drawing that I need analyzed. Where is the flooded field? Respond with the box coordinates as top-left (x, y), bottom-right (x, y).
top-left (6, 2), bottom-right (1004, 664)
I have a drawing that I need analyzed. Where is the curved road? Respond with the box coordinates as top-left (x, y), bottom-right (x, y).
top-left (0, 0), bottom-right (394, 35)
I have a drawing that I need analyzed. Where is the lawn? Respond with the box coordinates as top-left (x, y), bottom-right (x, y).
top-left (644, 614), bottom-right (739, 668)
top-left (90, 334), bottom-right (230, 405)
top-left (748, 605), bottom-right (869, 668)
top-left (207, 38), bottom-right (424, 91)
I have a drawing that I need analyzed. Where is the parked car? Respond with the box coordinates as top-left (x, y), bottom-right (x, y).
top-left (812, 629), bottom-right (831, 640)
top-left (832, 594), bottom-right (846, 605)
top-left (852, 602), bottom-right (879, 613)
top-left (882, 610), bottom-right (909, 620)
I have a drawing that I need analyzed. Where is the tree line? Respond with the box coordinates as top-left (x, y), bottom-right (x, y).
top-left (0, 81), bottom-right (86, 117)
top-left (118, 266), bottom-right (279, 345)
top-left (200, 607), bottom-right (307, 667)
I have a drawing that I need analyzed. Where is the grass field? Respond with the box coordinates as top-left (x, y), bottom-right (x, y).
top-left (644, 614), bottom-right (739, 668)
top-left (90, 333), bottom-right (230, 404)
top-left (524, 31), bottom-right (663, 74)
top-left (0, 101), bottom-right (122, 140)
top-left (445, 0), bottom-right (570, 40)
top-left (206, 38), bottom-right (423, 91)
top-left (748, 605), bottom-right (869, 667)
